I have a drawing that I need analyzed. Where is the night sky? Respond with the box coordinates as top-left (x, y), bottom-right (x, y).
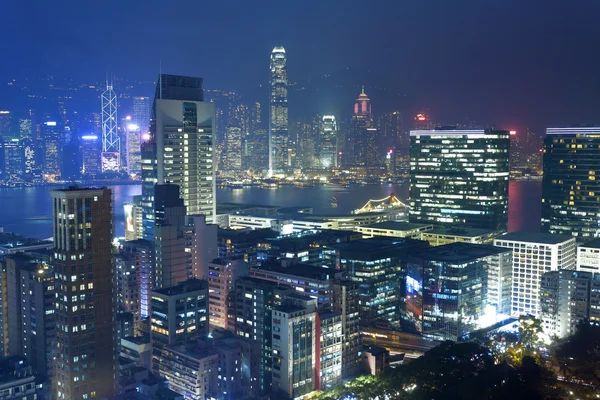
top-left (2, 0), bottom-right (600, 132)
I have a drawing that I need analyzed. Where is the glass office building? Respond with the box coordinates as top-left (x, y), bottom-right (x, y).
top-left (409, 128), bottom-right (510, 232)
top-left (542, 127), bottom-right (600, 239)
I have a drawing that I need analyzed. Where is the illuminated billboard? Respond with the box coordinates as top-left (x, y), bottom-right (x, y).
top-left (124, 204), bottom-right (134, 233)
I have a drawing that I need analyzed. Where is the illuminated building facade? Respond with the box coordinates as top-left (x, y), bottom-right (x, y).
top-left (42, 121), bottom-right (61, 177)
top-left (540, 270), bottom-right (600, 338)
top-left (344, 87), bottom-right (373, 167)
top-left (207, 258), bottom-right (248, 331)
top-left (405, 242), bottom-right (508, 341)
top-left (149, 279), bottom-right (209, 373)
top-left (101, 82), bottom-right (120, 172)
top-left (81, 135), bottom-right (100, 177)
top-left (133, 96), bottom-right (151, 134)
top-left (269, 46), bottom-right (288, 174)
top-left (494, 232), bottom-right (576, 317)
top-left (126, 122), bottom-right (141, 176)
top-left (142, 74), bottom-right (216, 240)
top-left (223, 126), bottom-right (242, 171)
top-left (542, 127), bottom-right (600, 239)
top-left (409, 128), bottom-right (510, 232)
top-left (51, 187), bottom-right (114, 400)
top-left (319, 115), bottom-right (338, 168)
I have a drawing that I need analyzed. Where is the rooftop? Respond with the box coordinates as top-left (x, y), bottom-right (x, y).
top-left (408, 242), bottom-right (510, 263)
top-left (332, 237), bottom-right (429, 261)
top-left (581, 238), bottom-right (600, 249)
top-left (362, 221), bottom-right (433, 231)
top-left (547, 127), bottom-right (600, 135)
top-left (253, 261), bottom-right (341, 281)
top-left (495, 232), bottom-right (575, 245)
top-left (151, 278), bottom-right (208, 297)
top-left (425, 226), bottom-right (498, 237)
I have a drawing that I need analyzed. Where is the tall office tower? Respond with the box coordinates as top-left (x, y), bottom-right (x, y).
top-left (154, 184), bottom-right (188, 289)
top-left (149, 279), bottom-right (209, 373)
top-left (344, 87), bottom-right (373, 167)
top-left (331, 279), bottom-right (361, 377)
top-left (297, 120), bottom-right (319, 170)
top-left (51, 187), bottom-right (114, 400)
top-left (405, 243), bottom-right (511, 341)
top-left (235, 277), bottom-right (287, 394)
top-left (542, 127), bottom-right (600, 239)
top-left (409, 128), bottom-right (510, 232)
top-left (494, 232), bottom-right (577, 317)
top-left (223, 126), bottom-right (242, 171)
top-left (122, 239), bottom-right (155, 319)
top-left (207, 258), bottom-right (248, 331)
top-left (272, 294), bottom-right (317, 398)
top-left (142, 74), bottom-right (216, 240)
top-left (250, 101), bottom-right (262, 133)
top-left (42, 121), bottom-right (61, 177)
top-left (81, 135), bottom-right (100, 177)
top-left (269, 46), bottom-right (288, 174)
top-left (125, 122), bottom-right (141, 176)
top-left (319, 115), bottom-right (338, 169)
top-left (185, 215), bottom-right (218, 280)
top-left (0, 110), bottom-right (12, 135)
top-left (3, 138), bottom-right (25, 178)
top-left (378, 111), bottom-right (407, 166)
top-left (19, 117), bottom-right (32, 140)
top-left (332, 238), bottom-right (429, 329)
top-left (245, 128), bottom-right (269, 172)
top-left (1, 254), bottom-right (55, 376)
top-left (101, 82), bottom-right (120, 172)
top-left (132, 96), bottom-right (151, 134)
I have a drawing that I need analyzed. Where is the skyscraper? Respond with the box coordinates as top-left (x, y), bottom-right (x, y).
top-left (125, 122), bottom-right (141, 176)
top-left (344, 87), bottom-right (373, 167)
top-left (42, 121), bottom-right (61, 177)
top-left (269, 46), bottom-right (288, 174)
top-left (51, 187), bottom-right (114, 400)
top-left (319, 115), bottom-right (338, 168)
top-left (542, 127), bottom-right (600, 239)
top-left (132, 96), bottom-right (151, 134)
top-left (101, 82), bottom-right (120, 172)
top-left (141, 74), bottom-right (216, 239)
top-left (81, 135), bottom-right (100, 177)
top-left (223, 126), bottom-right (242, 171)
top-left (409, 128), bottom-right (510, 232)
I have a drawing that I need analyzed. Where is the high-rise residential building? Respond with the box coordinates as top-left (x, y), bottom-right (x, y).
top-left (410, 128), bottom-right (510, 232)
top-left (343, 87), bottom-right (373, 168)
top-left (114, 249), bottom-right (141, 329)
top-left (577, 238), bottom-right (600, 273)
top-left (149, 278), bottom-right (209, 373)
top-left (81, 135), bottom-right (100, 177)
top-left (42, 121), bottom-right (61, 177)
top-left (542, 127), bottom-right (600, 239)
top-left (125, 122), bottom-right (141, 176)
top-left (51, 187), bottom-right (114, 400)
top-left (207, 258), bottom-right (248, 331)
top-left (223, 126), bottom-right (242, 171)
top-left (540, 270), bottom-right (600, 338)
top-left (101, 82), bottom-right (120, 172)
top-left (331, 279), bottom-right (361, 377)
top-left (494, 232), bottom-right (577, 317)
top-left (319, 115), bottom-right (338, 169)
top-left (142, 74), bottom-right (216, 240)
top-left (1, 253), bottom-right (55, 377)
top-left (122, 239), bottom-right (155, 319)
top-left (269, 46), bottom-right (288, 174)
top-left (133, 96), bottom-right (151, 135)
top-left (154, 184), bottom-right (188, 289)
top-left (0, 356), bottom-right (44, 399)
top-left (405, 243), bottom-right (511, 341)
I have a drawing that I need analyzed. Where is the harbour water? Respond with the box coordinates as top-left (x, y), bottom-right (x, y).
top-left (0, 180), bottom-right (542, 239)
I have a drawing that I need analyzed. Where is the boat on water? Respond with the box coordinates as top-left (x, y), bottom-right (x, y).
top-left (331, 196), bottom-right (338, 207)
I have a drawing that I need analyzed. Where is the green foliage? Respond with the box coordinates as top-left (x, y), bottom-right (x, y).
top-left (553, 320), bottom-right (600, 387)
